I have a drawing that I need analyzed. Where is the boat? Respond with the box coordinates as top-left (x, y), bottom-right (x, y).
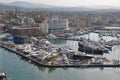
top-left (46, 34), bottom-right (57, 39)
top-left (64, 33), bottom-right (74, 38)
top-left (105, 45), bottom-right (112, 50)
top-left (72, 52), bottom-right (93, 60)
top-left (0, 71), bottom-right (7, 80)
top-left (75, 31), bottom-right (83, 35)
top-left (59, 46), bottom-right (74, 54)
top-left (78, 41), bottom-right (109, 55)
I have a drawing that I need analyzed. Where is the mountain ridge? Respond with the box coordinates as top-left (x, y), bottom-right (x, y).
top-left (8, 1), bottom-right (55, 8)
top-left (0, 1), bottom-right (119, 11)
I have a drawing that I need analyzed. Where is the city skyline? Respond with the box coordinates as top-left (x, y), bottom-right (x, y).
top-left (1, 0), bottom-right (120, 7)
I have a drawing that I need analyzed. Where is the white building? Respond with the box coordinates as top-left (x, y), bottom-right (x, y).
top-left (39, 22), bottom-right (48, 34)
top-left (27, 18), bottom-right (35, 24)
top-left (47, 18), bottom-right (69, 30)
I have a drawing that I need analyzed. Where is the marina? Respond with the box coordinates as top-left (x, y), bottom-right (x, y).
top-left (1, 39), bottom-right (120, 80)
top-left (0, 32), bottom-right (120, 68)
top-left (1, 44), bottom-right (120, 68)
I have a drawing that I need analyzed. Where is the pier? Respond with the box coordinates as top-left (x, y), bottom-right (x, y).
top-left (57, 37), bottom-right (84, 41)
top-left (0, 44), bottom-right (120, 68)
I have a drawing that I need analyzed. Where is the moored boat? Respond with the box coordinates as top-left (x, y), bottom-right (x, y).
top-left (46, 34), bottom-right (57, 39)
top-left (78, 41), bottom-right (109, 55)
top-left (72, 52), bottom-right (93, 60)
top-left (0, 71), bottom-right (7, 80)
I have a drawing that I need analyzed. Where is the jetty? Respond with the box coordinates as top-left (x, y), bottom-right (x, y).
top-left (0, 44), bottom-right (120, 68)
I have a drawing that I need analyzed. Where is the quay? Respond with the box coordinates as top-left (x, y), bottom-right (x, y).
top-left (0, 44), bottom-right (120, 68)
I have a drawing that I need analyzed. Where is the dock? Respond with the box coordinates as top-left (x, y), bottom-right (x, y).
top-left (57, 37), bottom-right (83, 41)
top-left (0, 44), bottom-right (120, 68)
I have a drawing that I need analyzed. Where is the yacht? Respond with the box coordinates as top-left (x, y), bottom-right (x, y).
top-left (46, 34), bottom-right (57, 39)
top-left (72, 52), bottom-right (93, 60)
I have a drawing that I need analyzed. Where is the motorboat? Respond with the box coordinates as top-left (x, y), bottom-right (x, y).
top-left (72, 52), bottom-right (93, 60)
top-left (46, 34), bottom-right (57, 39)
top-left (0, 71), bottom-right (7, 80)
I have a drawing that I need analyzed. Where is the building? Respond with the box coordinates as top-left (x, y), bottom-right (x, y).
top-left (39, 22), bottom-right (48, 34)
top-left (13, 35), bottom-right (28, 44)
top-left (9, 26), bottom-right (41, 37)
top-left (47, 18), bottom-right (69, 30)
top-left (27, 18), bottom-right (35, 24)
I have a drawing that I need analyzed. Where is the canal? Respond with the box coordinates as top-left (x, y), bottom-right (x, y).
top-left (0, 33), bottom-right (120, 80)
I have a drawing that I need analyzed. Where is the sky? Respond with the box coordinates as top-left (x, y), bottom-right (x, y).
top-left (1, 0), bottom-right (120, 7)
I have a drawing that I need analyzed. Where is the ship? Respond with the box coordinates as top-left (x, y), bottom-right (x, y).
top-left (78, 41), bottom-right (109, 55)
